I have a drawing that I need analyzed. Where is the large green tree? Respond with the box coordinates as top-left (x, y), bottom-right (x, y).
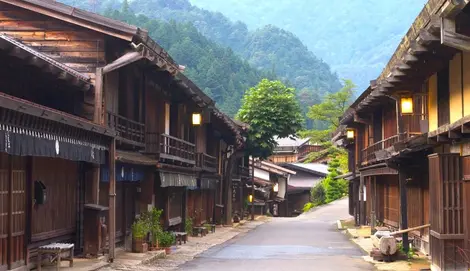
top-left (301, 79), bottom-right (355, 143)
top-left (237, 79), bottom-right (304, 158)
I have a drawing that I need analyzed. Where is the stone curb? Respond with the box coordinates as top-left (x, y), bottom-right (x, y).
top-left (141, 251), bottom-right (166, 264)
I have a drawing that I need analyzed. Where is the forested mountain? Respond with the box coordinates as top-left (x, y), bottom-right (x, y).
top-left (103, 6), bottom-right (275, 116)
top-left (59, 0), bottom-right (343, 100)
top-left (188, 0), bottom-right (427, 91)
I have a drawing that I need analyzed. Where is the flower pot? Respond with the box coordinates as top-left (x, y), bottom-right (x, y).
top-left (132, 238), bottom-right (148, 253)
top-left (164, 247), bottom-right (171, 254)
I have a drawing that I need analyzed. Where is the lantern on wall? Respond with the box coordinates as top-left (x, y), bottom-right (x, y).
top-left (400, 97), bottom-right (413, 115)
top-left (248, 194), bottom-right (253, 203)
top-left (273, 183), bottom-right (279, 192)
top-left (192, 113), bottom-right (202, 126)
top-left (346, 129), bottom-right (355, 140)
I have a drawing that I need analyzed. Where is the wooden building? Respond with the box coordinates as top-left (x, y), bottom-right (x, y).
top-left (334, 1), bottom-right (470, 270)
top-left (269, 137), bottom-right (322, 164)
top-left (281, 163), bottom-right (328, 216)
top-left (0, 0), bottom-right (246, 269)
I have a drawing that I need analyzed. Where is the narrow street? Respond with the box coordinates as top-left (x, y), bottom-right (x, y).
top-left (178, 199), bottom-right (373, 271)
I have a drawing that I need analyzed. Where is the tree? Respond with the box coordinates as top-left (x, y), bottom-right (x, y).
top-left (237, 79), bottom-right (304, 158)
top-left (307, 79), bottom-right (355, 130)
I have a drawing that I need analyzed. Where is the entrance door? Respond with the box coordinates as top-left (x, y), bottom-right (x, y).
top-left (0, 154), bottom-right (26, 270)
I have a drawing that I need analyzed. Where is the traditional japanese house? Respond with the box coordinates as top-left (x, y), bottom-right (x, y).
top-left (245, 159), bottom-right (295, 217)
top-left (0, 18), bottom-right (115, 271)
top-left (335, 0), bottom-right (470, 270)
top-left (280, 163), bottom-right (328, 216)
top-left (269, 137), bottom-right (322, 164)
top-left (0, 0), bottom-right (246, 268)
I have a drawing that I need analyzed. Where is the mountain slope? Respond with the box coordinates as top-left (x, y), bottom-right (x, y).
top-left (188, 0), bottom-right (427, 91)
top-left (103, 7), bottom-right (275, 116)
top-left (60, 0), bottom-right (342, 96)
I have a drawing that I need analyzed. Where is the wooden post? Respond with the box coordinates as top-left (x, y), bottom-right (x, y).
top-left (7, 155), bottom-right (12, 269)
top-left (371, 177), bottom-right (376, 231)
top-left (359, 174), bottom-right (365, 225)
top-left (108, 138), bottom-right (116, 261)
top-left (182, 188), bottom-right (187, 233)
top-left (91, 165), bottom-right (100, 204)
top-left (94, 68), bottom-right (104, 125)
top-left (399, 165), bottom-right (409, 252)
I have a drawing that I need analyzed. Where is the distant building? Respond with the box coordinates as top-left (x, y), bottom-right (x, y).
top-left (269, 137), bottom-right (322, 164)
top-left (281, 163), bottom-right (329, 216)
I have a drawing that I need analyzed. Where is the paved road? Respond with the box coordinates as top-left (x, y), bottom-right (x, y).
top-left (178, 198), bottom-right (373, 271)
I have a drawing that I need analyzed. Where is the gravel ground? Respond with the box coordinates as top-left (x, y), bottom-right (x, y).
top-left (100, 219), bottom-right (267, 271)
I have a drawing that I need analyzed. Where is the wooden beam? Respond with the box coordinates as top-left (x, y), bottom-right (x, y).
top-left (353, 113), bottom-right (370, 124)
top-left (449, 129), bottom-right (462, 139)
top-left (94, 68), bottom-right (104, 124)
top-left (102, 51), bottom-right (143, 74)
top-left (437, 134), bottom-right (450, 142)
top-left (391, 69), bottom-right (406, 77)
top-left (396, 62), bottom-right (411, 70)
top-left (408, 41), bottom-right (428, 55)
top-left (370, 80), bottom-right (378, 89)
top-left (462, 123), bottom-right (470, 134)
top-left (441, 17), bottom-right (470, 52)
top-left (403, 54), bottom-right (419, 63)
top-left (440, 0), bottom-right (468, 19)
top-left (418, 31), bottom-right (440, 44)
top-left (108, 138), bottom-right (116, 261)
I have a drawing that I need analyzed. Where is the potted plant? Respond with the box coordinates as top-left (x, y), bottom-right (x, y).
top-left (131, 218), bottom-right (149, 253)
top-left (142, 208), bottom-right (163, 250)
top-left (158, 231), bottom-right (176, 254)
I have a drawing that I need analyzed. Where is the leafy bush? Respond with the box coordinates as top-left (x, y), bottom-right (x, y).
top-left (310, 181), bottom-right (326, 206)
top-left (131, 218), bottom-right (149, 239)
top-left (158, 231), bottom-right (176, 248)
top-left (185, 217), bottom-right (193, 234)
top-left (303, 202), bottom-right (314, 212)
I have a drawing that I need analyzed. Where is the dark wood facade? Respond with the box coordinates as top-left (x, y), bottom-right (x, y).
top-left (334, 0), bottom-right (470, 269)
top-left (0, 0), bottom-right (246, 269)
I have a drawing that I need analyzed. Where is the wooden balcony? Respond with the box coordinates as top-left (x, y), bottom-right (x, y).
top-left (196, 153), bottom-right (218, 173)
top-left (146, 133), bottom-right (196, 165)
top-left (361, 135), bottom-right (401, 165)
top-left (106, 111), bottom-right (145, 147)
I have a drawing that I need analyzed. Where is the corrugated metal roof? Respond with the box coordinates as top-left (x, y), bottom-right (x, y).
top-left (274, 136), bottom-right (311, 147)
top-left (284, 163), bottom-right (329, 176)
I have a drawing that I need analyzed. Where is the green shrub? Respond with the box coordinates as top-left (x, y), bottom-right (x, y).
top-left (185, 217), bottom-right (193, 234)
top-left (131, 218), bottom-right (148, 239)
top-left (311, 181), bottom-right (326, 206)
top-left (158, 231), bottom-right (175, 248)
top-left (303, 202), bottom-right (314, 212)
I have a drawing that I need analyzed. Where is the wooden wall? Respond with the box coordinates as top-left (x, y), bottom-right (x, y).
top-left (449, 53), bottom-right (462, 124)
top-left (0, 153), bottom-right (26, 269)
top-left (383, 103), bottom-right (397, 140)
top-left (31, 157), bottom-right (78, 243)
top-left (382, 175), bottom-right (399, 228)
top-left (428, 73), bottom-right (438, 132)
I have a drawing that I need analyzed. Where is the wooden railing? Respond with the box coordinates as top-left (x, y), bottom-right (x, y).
top-left (361, 134), bottom-right (401, 165)
top-left (145, 133), bottom-right (196, 164)
top-left (106, 111), bottom-right (145, 145)
top-left (197, 153), bottom-right (218, 172)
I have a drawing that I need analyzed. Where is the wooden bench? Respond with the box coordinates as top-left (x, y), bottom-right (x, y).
top-left (37, 243), bottom-right (74, 271)
top-left (172, 232), bottom-right (188, 245)
top-left (208, 224), bottom-right (216, 233)
top-left (192, 226), bottom-right (208, 237)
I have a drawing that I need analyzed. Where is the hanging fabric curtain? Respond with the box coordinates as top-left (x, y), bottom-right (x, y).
top-left (0, 124), bottom-right (107, 164)
top-left (160, 171), bottom-right (197, 187)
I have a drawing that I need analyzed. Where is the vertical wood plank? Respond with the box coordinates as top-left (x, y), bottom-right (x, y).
top-left (108, 138), bottom-right (116, 261)
top-left (7, 155), bottom-right (12, 269)
top-left (94, 68), bottom-right (104, 124)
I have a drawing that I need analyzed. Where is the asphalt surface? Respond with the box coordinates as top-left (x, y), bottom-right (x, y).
top-left (178, 198), bottom-right (374, 271)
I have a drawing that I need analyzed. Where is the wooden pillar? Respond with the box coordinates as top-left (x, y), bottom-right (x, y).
top-left (359, 174), bottom-right (365, 225)
top-left (371, 177), bottom-right (376, 231)
top-left (94, 68), bottom-right (104, 124)
top-left (108, 139), bottom-right (116, 261)
top-left (182, 188), bottom-right (187, 233)
top-left (399, 165), bottom-right (409, 252)
top-left (7, 155), bottom-right (12, 269)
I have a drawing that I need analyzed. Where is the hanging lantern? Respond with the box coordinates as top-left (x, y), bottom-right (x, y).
top-left (192, 113), bottom-right (202, 126)
top-left (346, 129), bottom-right (355, 139)
top-left (400, 97), bottom-right (413, 115)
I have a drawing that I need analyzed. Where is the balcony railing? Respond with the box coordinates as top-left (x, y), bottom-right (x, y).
top-left (361, 134), bottom-right (401, 165)
top-left (146, 133), bottom-right (196, 165)
top-left (106, 111), bottom-right (145, 146)
top-left (196, 153), bottom-right (218, 173)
